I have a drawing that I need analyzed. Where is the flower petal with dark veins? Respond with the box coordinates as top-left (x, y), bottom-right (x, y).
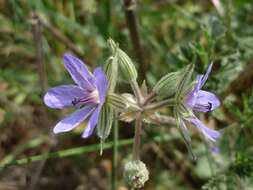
top-left (64, 53), bottom-right (96, 91)
top-left (44, 85), bottom-right (86, 109)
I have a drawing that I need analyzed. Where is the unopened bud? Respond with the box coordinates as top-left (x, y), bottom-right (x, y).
top-left (153, 71), bottom-right (181, 98)
top-left (124, 160), bottom-right (149, 189)
top-left (107, 93), bottom-right (128, 111)
top-left (154, 64), bottom-right (194, 99)
top-left (104, 55), bottom-right (118, 93)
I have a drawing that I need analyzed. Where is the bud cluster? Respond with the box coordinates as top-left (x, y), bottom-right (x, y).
top-left (124, 160), bottom-right (149, 189)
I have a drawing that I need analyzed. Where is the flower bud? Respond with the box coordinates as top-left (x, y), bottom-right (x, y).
top-left (104, 55), bottom-right (118, 93)
top-left (107, 93), bottom-right (128, 111)
top-left (153, 71), bottom-right (181, 98)
top-left (107, 38), bottom-right (137, 82)
top-left (153, 64), bottom-right (194, 99)
top-left (124, 160), bottom-right (149, 189)
top-left (175, 64), bottom-right (194, 99)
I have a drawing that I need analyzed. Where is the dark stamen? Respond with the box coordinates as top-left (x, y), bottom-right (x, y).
top-left (72, 98), bottom-right (79, 106)
top-left (208, 102), bottom-right (212, 111)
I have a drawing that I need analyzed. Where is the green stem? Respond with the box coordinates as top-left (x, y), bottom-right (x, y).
top-left (0, 133), bottom-right (181, 168)
top-left (111, 119), bottom-right (118, 190)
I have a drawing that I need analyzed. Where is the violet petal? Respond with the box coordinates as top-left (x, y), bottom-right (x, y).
top-left (193, 90), bottom-right (220, 112)
top-left (93, 67), bottom-right (108, 104)
top-left (64, 53), bottom-right (95, 91)
top-left (44, 85), bottom-right (85, 109)
top-left (186, 75), bottom-right (203, 108)
top-left (53, 105), bottom-right (95, 134)
top-left (199, 63), bottom-right (213, 89)
top-left (82, 105), bottom-right (102, 138)
top-left (190, 117), bottom-right (220, 141)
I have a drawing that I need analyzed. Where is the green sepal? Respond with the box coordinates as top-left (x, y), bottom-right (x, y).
top-left (107, 93), bottom-right (128, 111)
top-left (97, 103), bottom-right (114, 155)
top-left (174, 107), bottom-right (196, 161)
top-left (175, 63), bottom-right (195, 100)
top-left (104, 53), bottom-right (119, 93)
top-left (153, 64), bottom-right (194, 99)
top-left (107, 38), bottom-right (137, 82)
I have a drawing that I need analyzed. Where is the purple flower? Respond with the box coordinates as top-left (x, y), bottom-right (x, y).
top-left (184, 63), bottom-right (221, 141)
top-left (44, 53), bottom-right (108, 138)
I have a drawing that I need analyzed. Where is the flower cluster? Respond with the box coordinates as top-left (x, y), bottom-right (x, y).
top-left (43, 39), bottom-right (221, 189)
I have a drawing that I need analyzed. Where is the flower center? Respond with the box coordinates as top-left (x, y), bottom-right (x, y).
top-left (71, 89), bottom-right (100, 106)
top-left (90, 89), bottom-right (100, 104)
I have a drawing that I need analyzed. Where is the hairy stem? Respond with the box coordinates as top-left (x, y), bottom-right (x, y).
top-left (142, 91), bottom-right (156, 106)
top-left (130, 80), bottom-right (143, 105)
top-left (132, 112), bottom-right (142, 160)
top-left (144, 98), bottom-right (176, 111)
top-left (148, 114), bottom-right (176, 126)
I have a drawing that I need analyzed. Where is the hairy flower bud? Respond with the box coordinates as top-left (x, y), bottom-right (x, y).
top-left (153, 64), bottom-right (194, 99)
top-left (107, 38), bottom-right (137, 82)
top-left (104, 55), bottom-right (118, 93)
top-left (107, 93), bottom-right (128, 111)
top-left (124, 160), bottom-right (149, 189)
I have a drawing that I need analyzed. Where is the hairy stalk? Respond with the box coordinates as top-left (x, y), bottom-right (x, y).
top-left (144, 98), bottom-right (176, 111)
top-left (132, 112), bottom-right (142, 160)
top-left (130, 80), bottom-right (143, 105)
top-left (142, 91), bottom-right (156, 106)
top-left (148, 114), bottom-right (176, 126)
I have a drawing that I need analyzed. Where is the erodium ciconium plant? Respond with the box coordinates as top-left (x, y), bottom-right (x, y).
top-left (44, 39), bottom-right (221, 189)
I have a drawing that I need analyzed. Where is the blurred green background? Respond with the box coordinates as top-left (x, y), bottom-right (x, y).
top-left (0, 0), bottom-right (253, 189)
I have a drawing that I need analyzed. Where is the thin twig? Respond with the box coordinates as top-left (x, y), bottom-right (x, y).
top-left (123, 0), bottom-right (148, 80)
top-left (31, 12), bottom-right (48, 94)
